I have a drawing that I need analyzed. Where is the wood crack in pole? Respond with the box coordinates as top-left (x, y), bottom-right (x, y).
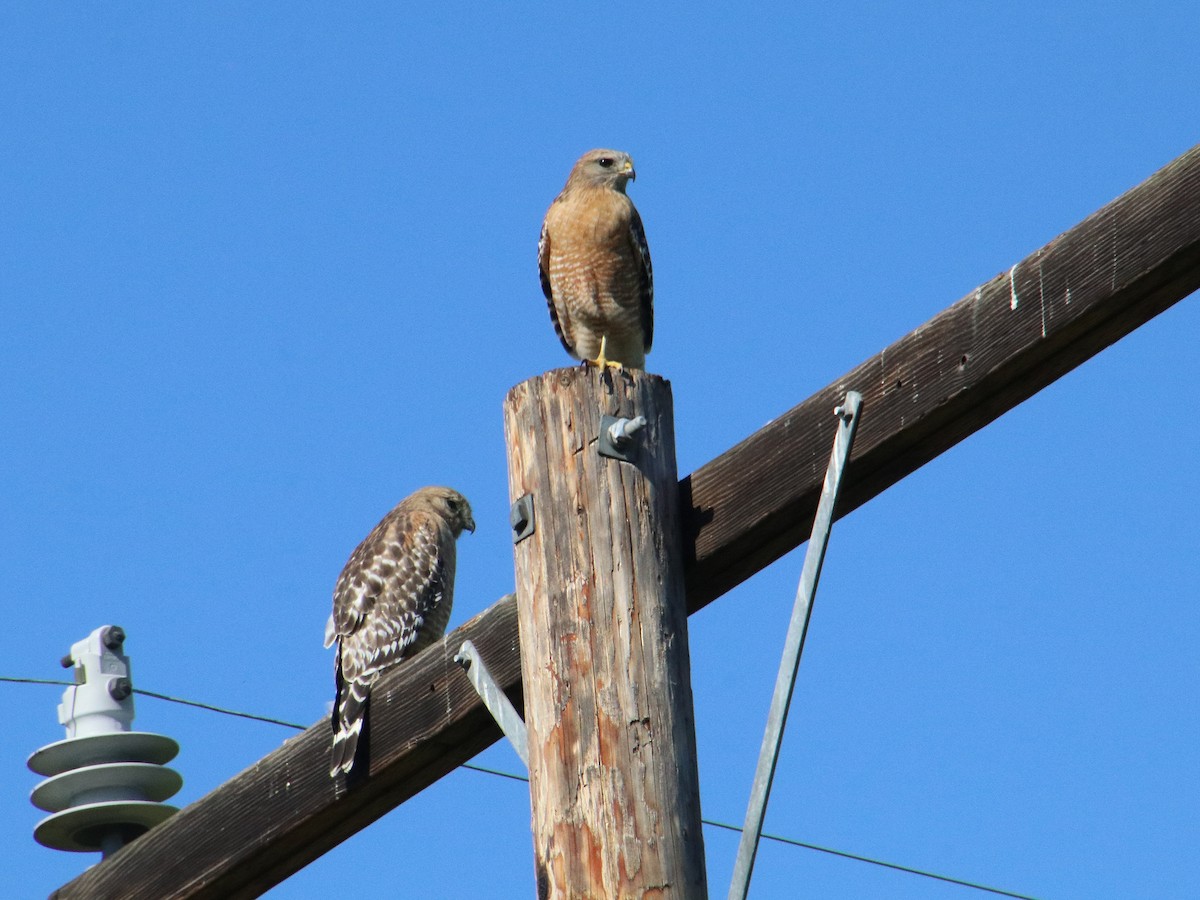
top-left (505, 366), bottom-right (708, 900)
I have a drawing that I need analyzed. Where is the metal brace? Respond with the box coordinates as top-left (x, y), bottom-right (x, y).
top-left (728, 390), bottom-right (863, 900)
top-left (511, 494), bottom-right (535, 544)
top-left (453, 640), bottom-right (528, 768)
top-left (598, 414), bottom-right (647, 461)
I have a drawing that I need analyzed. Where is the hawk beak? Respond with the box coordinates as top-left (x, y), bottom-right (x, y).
top-left (623, 160), bottom-right (636, 180)
top-left (464, 515), bottom-right (476, 534)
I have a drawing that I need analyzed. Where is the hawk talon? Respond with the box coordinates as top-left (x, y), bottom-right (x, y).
top-left (588, 336), bottom-right (625, 371)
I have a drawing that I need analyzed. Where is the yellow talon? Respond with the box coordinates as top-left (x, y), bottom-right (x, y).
top-left (589, 336), bottom-right (624, 371)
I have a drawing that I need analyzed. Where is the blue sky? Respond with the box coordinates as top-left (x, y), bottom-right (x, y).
top-left (3, 4), bottom-right (1198, 898)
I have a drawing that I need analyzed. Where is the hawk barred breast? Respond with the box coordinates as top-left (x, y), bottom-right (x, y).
top-left (538, 148), bottom-right (654, 369)
top-left (325, 486), bottom-right (474, 776)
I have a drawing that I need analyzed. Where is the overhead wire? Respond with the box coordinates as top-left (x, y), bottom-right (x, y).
top-left (701, 819), bottom-right (1038, 900)
top-left (6, 674), bottom-right (1041, 898)
top-left (132, 687), bottom-right (311, 730)
top-left (0, 677), bottom-right (318, 731)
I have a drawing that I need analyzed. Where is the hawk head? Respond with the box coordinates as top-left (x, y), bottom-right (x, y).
top-left (566, 148), bottom-right (636, 193)
top-left (414, 486), bottom-right (476, 537)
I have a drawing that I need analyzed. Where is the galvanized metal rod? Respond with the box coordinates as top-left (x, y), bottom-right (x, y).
top-left (728, 391), bottom-right (863, 900)
top-left (453, 639), bottom-right (529, 767)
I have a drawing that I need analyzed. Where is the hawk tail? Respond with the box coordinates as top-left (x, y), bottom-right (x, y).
top-left (330, 676), bottom-right (371, 776)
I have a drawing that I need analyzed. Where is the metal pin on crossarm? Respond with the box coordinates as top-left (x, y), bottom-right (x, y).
top-left (728, 391), bottom-right (863, 900)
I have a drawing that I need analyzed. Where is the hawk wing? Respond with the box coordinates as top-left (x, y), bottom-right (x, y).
top-left (538, 204), bottom-right (577, 358)
top-left (329, 512), bottom-right (449, 688)
top-left (628, 203), bottom-right (654, 352)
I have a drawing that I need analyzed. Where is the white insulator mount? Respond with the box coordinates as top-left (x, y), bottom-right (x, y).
top-left (28, 625), bottom-right (182, 858)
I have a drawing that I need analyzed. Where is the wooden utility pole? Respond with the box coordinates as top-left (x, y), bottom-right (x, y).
top-left (504, 367), bottom-right (707, 899)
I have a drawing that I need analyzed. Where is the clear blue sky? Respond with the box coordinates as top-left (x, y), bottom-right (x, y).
top-left (4, 4), bottom-right (1198, 898)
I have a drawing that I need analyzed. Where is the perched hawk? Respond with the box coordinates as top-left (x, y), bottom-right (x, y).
top-left (325, 486), bottom-right (475, 776)
top-left (539, 148), bottom-right (654, 369)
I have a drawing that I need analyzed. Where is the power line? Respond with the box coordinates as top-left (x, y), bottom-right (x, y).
top-left (133, 688), bottom-right (309, 731)
top-left (2, 676), bottom-right (75, 687)
top-left (7, 674), bottom-right (1040, 899)
top-left (458, 761), bottom-right (532, 783)
top-left (0, 677), bottom-right (312, 731)
top-left (701, 819), bottom-right (1039, 900)
top-left (453, 763), bottom-right (1040, 900)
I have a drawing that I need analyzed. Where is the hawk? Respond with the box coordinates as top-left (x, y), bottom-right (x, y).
top-left (325, 486), bottom-right (475, 776)
top-left (539, 148), bottom-right (654, 369)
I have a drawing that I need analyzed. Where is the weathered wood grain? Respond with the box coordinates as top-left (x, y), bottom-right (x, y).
top-left (53, 143), bottom-right (1200, 898)
top-left (505, 367), bottom-right (707, 899)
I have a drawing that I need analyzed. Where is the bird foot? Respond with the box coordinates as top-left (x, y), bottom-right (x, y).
top-left (586, 357), bottom-right (625, 371)
top-left (587, 336), bottom-right (625, 371)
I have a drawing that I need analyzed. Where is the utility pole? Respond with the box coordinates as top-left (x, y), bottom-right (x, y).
top-left (504, 366), bottom-right (707, 899)
top-left (50, 142), bottom-right (1200, 900)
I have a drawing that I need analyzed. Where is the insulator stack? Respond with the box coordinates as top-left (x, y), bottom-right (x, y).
top-left (28, 625), bottom-right (182, 858)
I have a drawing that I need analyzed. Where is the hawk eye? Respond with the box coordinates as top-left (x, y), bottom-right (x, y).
top-left (447, 498), bottom-right (460, 512)
top-left (598, 157), bottom-right (614, 168)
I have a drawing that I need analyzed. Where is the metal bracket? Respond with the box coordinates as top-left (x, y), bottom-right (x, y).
top-left (728, 390), bottom-right (863, 900)
top-left (453, 640), bottom-right (528, 768)
top-left (510, 494), bottom-right (535, 544)
top-left (598, 414), bottom-right (647, 461)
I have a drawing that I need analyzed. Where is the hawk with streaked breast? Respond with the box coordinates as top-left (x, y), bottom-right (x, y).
top-left (539, 148), bottom-right (654, 369)
top-left (325, 486), bottom-right (475, 776)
